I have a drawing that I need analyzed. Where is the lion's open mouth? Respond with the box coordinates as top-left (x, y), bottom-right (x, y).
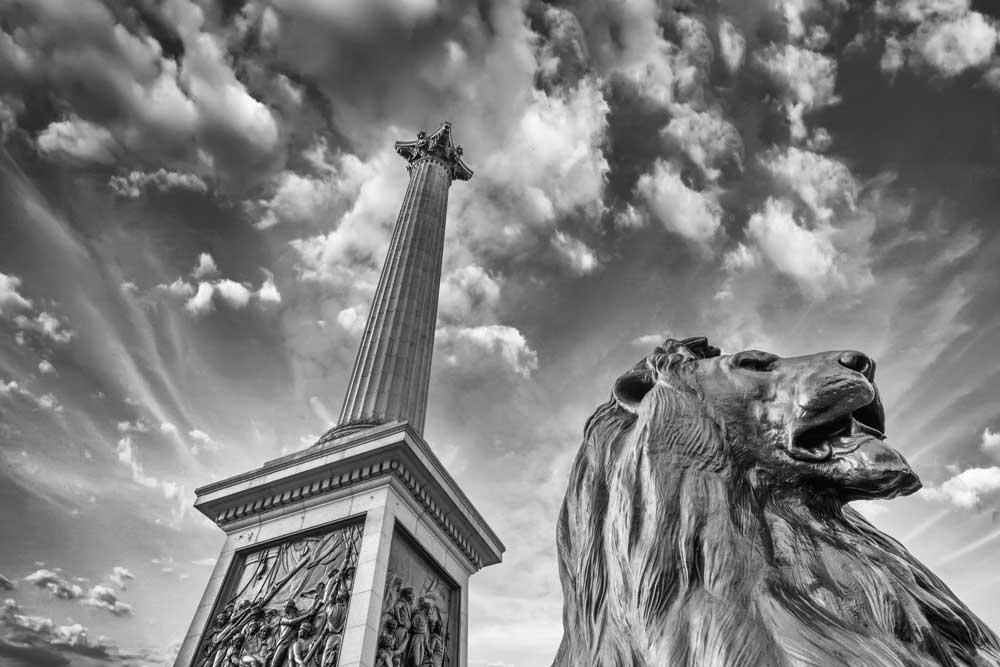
top-left (789, 398), bottom-right (885, 463)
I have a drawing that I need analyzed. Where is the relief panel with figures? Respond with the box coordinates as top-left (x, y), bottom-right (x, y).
top-left (195, 520), bottom-right (363, 667)
top-left (375, 529), bottom-right (458, 667)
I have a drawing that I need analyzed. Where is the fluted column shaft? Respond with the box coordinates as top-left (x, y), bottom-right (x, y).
top-left (338, 157), bottom-right (452, 436)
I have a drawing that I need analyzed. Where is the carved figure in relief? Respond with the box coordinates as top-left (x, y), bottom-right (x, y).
top-left (374, 618), bottom-right (398, 667)
top-left (238, 620), bottom-right (269, 666)
top-left (426, 620), bottom-right (445, 667)
top-left (318, 566), bottom-right (354, 667)
top-left (553, 337), bottom-right (1000, 667)
top-left (270, 600), bottom-right (319, 667)
top-left (390, 587), bottom-right (414, 653)
top-left (404, 598), bottom-right (431, 666)
top-left (290, 621), bottom-right (319, 667)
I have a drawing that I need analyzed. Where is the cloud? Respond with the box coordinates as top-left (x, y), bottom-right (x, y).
top-left (107, 567), bottom-right (134, 590)
top-left (913, 12), bottom-right (999, 76)
top-left (13, 312), bottom-right (75, 344)
top-left (661, 109), bottom-right (743, 184)
top-left (742, 198), bottom-right (841, 297)
top-left (188, 429), bottom-right (220, 456)
top-left (983, 427), bottom-right (1000, 453)
top-left (632, 334), bottom-right (666, 347)
top-left (157, 257), bottom-right (281, 316)
top-left (0, 380), bottom-right (64, 413)
top-left (437, 325), bottom-right (539, 378)
top-left (635, 159), bottom-right (722, 244)
top-left (114, 436), bottom-right (184, 517)
top-left (0, 273), bottom-right (32, 314)
top-left (921, 466), bottom-right (1000, 508)
top-left (82, 585), bottom-right (132, 616)
top-left (550, 232), bottom-right (599, 276)
top-left (0, 575), bottom-right (14, 592)
top-left (36, 116), bottom-right (119, 165)
top-left (755, 44), bottom-right (839, 142)
top-left (190, 253), bottom-right (218, 280)
top-left (438, 265), bottom-right (501, 326)
top-left (24, 570), bottom-right (84, 601)
top-left (760, 147), bottom-right (857, 223)
top-left (876, 3), bottom-right (999, 78)
top-left (108, 169), bottom-right (207, 199)
top-left (37, 361), bottom-right (55, 375)
top-left (718, 20), bottom-right (746, 74)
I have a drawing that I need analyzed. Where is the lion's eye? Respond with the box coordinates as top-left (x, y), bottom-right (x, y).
top-left (733, 351), bottom-right (778, 372)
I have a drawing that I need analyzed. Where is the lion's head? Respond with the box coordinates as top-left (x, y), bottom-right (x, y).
top-left (554, 337), bottom-right (1000, 667)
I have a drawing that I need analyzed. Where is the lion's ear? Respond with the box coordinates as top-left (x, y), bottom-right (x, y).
top-left (613, 369), bottom-right (656, 414)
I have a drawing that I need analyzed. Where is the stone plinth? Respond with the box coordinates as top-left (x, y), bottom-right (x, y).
top-left (174, 422), bottom-right (503, 667)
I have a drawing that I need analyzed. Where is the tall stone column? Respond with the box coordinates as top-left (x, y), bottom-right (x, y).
top-left (176, 123), bottom-right (502, 667)
top-left (334, 122), bottom-right (472, 439)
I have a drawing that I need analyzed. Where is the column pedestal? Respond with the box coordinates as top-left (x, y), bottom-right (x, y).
top-left (174, 422), bottom-right (503, 667)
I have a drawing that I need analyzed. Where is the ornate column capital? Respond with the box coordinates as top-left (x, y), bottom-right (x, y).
top-left (395, 121), bottom-right (473, 182)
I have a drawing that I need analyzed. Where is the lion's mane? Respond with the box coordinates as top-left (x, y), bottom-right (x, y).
top-left (553, 338), bottom-right (1000, 667)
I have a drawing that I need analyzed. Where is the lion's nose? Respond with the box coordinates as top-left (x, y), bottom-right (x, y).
top-left (838, 351), bottom-right (874, 380)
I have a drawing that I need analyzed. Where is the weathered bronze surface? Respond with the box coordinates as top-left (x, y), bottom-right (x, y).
top-left (375, 531), bottom-right (456, 667)
top-left (195, 522), bottom-right (362, 667)
top-left (553, 337), bottom-right (1000, 666)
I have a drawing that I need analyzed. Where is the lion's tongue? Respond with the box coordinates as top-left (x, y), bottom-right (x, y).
top-left (788, 418), bottom-right (880, 462)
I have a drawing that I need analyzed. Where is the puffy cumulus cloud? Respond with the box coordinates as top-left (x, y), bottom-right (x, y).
top-left (107, 566), bottom-right (134, 590)
top-left (739, 197), bottom-right (865, 298)
top-left (661, 109), bottom-right (744, 184)
top-left (250, 140), bottom-right (375, 230)
top-left (912, 12), bottom-right (998, 76)
top-left (289, 145), bottom-right (404, 289)
top-left (190, 253), bottom-right (218, 280)
top-left (0, 0), bottom-right (281, 186)
top-left (188, 428), bottom-right (221, 456)
top-left (471, 80), bottom-right (610, 235)
top-left (875, 2), bottom-right (999, 79)
top-left (635, 159), bottom-right (722, 245)
top-left (760, 147), bottom-right (858, 223)
top-left (13, 311), bottom-right (75, 344)
top-left (632, 333), bottom-right (667, 347)
top-left (82, 584), bottom-right (133, 616)
top-left (0, 272), bottom-right (75, 343)
top-left (718, 20), bottom-right (746, 74)
top-left (335, 306), bottom-right (366, 336)
top-left (983, 427), bottom-right (1000, 453)
top-left (755, 44), bottom-right (839, 142)
top-left (109, 169), bottom-right (207, 199)
top-left (921, 466), bottom-right (1000, 508)
top-left (437, 325), bottom-right (539, 378)
top-left (876, 0), bottom-right (971, 24)
top-left (550, 232), bottom-right (599, 276)
top-left (0, 379), bottom-right (64, 413)
top-left (438, 265), bottom-right (502, 326)
top-left (36, 116), bottom-right (120, 165)
top-left (24, 569), bottom-right (84, 601)
top-left (157, 264), bottom-right (281, 316)
top-left (0, 272), bottom-right (31, 314)
top-left (37, 360), bottom-right (55, 375)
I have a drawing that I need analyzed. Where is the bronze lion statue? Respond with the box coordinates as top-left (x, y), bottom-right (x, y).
top-left (553, 337), bottom-right (1000, 667)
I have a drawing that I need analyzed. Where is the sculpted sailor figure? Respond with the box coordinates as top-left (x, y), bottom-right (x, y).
top-left (553, 337), bottom-right (1000, 667)
top-left (270, 600), bottom-right (318, 667)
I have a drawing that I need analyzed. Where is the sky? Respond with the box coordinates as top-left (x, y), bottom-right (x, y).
top-left (1, 0), bottom-right (1000, 665)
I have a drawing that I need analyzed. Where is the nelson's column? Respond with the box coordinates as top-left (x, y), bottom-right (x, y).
top-left (175, 122), bottom-right (504, 667)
